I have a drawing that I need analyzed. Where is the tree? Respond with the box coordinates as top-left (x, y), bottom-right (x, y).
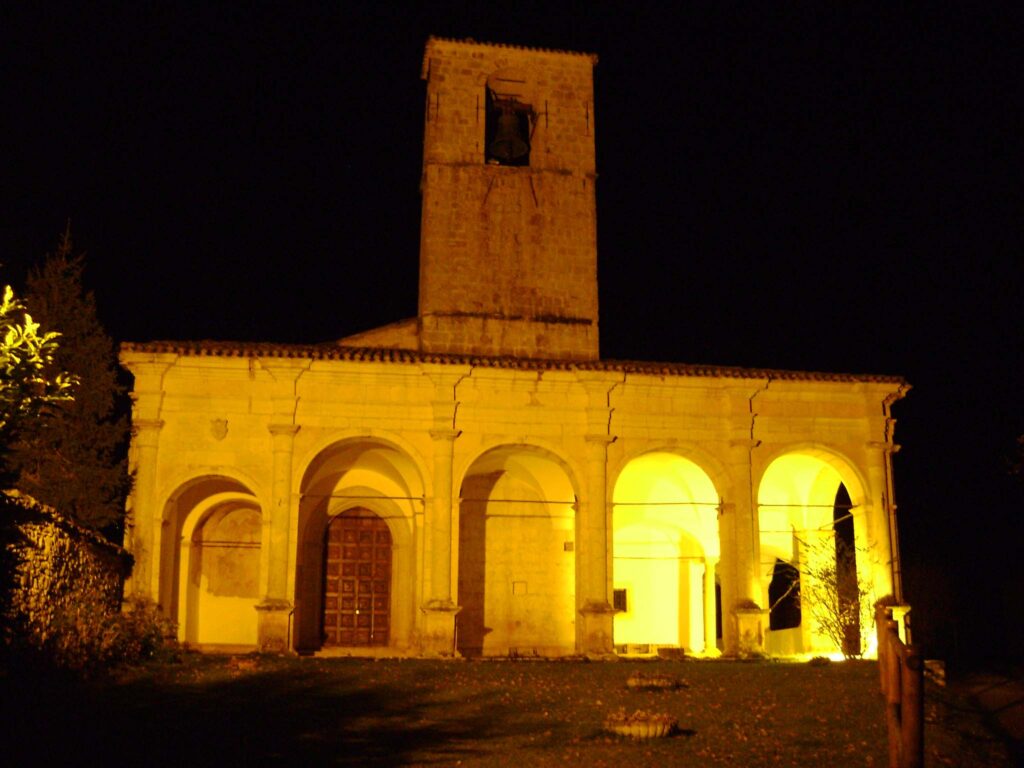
top-left (3, 231), bottom-right (131, 531)
top-left (798, 536), bottom-right (875, 659)
top-left (0, 284), bottom-right (76, 444)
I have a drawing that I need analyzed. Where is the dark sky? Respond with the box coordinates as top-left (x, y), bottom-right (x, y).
top-left (4, 4), bottom-right (1021, 659)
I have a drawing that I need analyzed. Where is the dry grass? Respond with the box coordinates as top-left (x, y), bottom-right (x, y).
top-left (3, 654), bottom-right (1013, 766)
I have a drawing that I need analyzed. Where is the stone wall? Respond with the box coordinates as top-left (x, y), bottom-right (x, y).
top-left (418, 38), bottom-right (600, 360)
top-left (1, 492), bottom-right (131, 649)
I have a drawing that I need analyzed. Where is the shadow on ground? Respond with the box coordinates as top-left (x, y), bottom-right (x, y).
top-left (6, 660), bottom-right (540, 766)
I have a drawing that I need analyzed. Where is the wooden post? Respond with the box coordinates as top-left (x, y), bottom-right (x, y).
top-left (884, 624), bottom-right (902, 768)
top-left (876, 605), bottom-right (925, 768)
top-left (876, 605), bottom-right (889, 692)
top-left (900, 645), bottom-right (924, 768)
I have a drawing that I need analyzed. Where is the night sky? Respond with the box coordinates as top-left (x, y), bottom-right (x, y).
top-left (4, 5), bottom-right (1021, 663)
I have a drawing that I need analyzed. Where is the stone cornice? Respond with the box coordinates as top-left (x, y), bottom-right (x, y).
top-left (120, 341), bottom-right (907, 386)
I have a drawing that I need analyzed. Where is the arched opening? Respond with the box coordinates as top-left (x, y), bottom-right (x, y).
top-left (159, 475), bottom-right (255, 624)
top-left (768, 559), bottom-right (801, 630)
top-left (758, 451), bottom-right (871, 656)
top-left (160, 476), bottom-right (262, 647)
top-left (485, 69), bottom-right (534, 166)
top-left (457, 446), bottom-right (577, 657)
top-left (322, 508), bottom-right (392, 647)
top-left (295, 438), bottom-right (422, 652)
top-left (612, 452), bottom-right (721, 654)
top-left (833, 483), bottom-right (861, 656)
top-left (180, 501), bottom-right (261, 646)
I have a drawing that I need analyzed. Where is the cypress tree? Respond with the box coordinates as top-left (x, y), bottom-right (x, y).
top-left (5, 229), bottom-right (131, 532)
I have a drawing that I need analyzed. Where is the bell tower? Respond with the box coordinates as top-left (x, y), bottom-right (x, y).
top-left (418, 37), bottom-right (600, 360)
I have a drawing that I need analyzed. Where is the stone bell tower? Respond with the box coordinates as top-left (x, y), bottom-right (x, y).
top-left (417, 37), bottom-right (600, 360)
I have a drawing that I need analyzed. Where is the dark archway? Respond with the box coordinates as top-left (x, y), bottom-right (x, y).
top-left (768, 559), bottom-right (801, 631)
top-left (833, 483), bottom-right (860, 656)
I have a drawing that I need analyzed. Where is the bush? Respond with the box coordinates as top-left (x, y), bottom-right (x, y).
top-left (41, 597), bottom-right (177, 672)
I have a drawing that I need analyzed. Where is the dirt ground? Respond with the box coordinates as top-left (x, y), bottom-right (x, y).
top-left (3, 654), bottom-right (1015, 767)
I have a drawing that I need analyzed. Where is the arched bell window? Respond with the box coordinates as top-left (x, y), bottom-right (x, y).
top-left (485, 86), bottom-right (533, 166)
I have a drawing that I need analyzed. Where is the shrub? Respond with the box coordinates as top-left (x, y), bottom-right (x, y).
top-left (42, 597), bottom-right (177, 672)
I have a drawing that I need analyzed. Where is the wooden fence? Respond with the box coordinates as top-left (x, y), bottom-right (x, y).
top-left (876, 605), bottom-right (924, 768)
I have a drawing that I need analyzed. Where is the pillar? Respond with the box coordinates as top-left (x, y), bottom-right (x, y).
top-left (127, 418), bottom-right (164, 600)
top-left (578, 434), bottom-right (615, 655)
top-left (703, 556), bottom-right (719, 655)
top-left (257, 423), bottom-right (298, 653)
top-left (865, 441), bottom-right (898, 601)
top-left (420, 426), bottom-right (461, 654)
top-left (724, 438), bottom-right (765, 656)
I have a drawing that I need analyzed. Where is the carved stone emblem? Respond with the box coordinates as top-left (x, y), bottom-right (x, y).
top-left (211, 418), bottom-right (228, 441)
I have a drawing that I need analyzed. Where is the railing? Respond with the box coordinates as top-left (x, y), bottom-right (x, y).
top-left (876, 605), bottom-right (924, 768)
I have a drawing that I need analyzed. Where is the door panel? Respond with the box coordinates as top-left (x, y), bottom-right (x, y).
top-left (323, 510), bottom-right (391, 646)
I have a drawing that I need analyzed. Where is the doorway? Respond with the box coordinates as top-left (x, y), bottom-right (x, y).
top-left (323, 508), bottom-right (392, 646)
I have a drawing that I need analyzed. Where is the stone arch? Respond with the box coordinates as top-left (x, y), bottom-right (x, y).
top-left (757, 447), bottom-right (872, 656)
top-left (611, 451), bottom-right (722, 654)
top-left (456, 443), bottom-right (580, 657)
top-left (158, 474), bottom-right (263, 634)
top-left (294, 437), bottom-right (424, 652)
top-left (177, 492), bottom-right (262, 646)
top-left (609, 442), bottom-right (733, 501)
top-left (292, 429), bottom-right (431, 500)
top-left (454, 437), bottom-right (583, 499)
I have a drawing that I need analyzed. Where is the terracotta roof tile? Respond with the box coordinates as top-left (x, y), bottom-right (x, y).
top-left (422, 36), bottom-right (598, 76)
top-left (120, 340), bottom-right (907, 385)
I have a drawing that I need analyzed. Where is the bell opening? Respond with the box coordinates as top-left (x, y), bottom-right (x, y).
top-left (486, 91), bottom-right (531, 167)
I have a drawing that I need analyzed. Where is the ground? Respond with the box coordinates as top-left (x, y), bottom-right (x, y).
top-left (4, 655), bottom-right (1015, 766)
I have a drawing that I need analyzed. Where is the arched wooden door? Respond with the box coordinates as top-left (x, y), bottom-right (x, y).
top-left (323, 508), bottom-right (392, 646)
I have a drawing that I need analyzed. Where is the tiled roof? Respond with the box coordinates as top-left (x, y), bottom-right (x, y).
top-left (423, 35), bottom-right (598, 63)
top-left (120, 340), bottom-right (907, 385)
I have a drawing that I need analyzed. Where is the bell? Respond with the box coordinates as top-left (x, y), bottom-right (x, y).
top-left (489, 107), bottom-right (529, 162)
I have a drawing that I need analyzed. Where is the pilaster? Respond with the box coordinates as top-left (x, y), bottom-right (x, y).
top-left (127, 418), bottom-right (164, 600)
top-left (420, 424), bottom-right (461, 655)
top-left (703, 556), bottom-right (720, 655)
top-left (417, 376), bottom-right (466, 655)
top-left (865, 439), bottom-right (899, 601)
top-left (258, 422), bottom-right (299, 653)
top-left (579, 433), bottom-right (615, 655)
top-left (722, 438), bottom-right (764, 656)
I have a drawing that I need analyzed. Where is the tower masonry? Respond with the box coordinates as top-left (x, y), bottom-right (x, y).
top-left (418, 37), bottom-right (600, 360)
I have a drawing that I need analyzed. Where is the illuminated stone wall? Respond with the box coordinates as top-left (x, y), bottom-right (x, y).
top-left (120, 344), bottom-right (906, 658)
top-left (417, 38), bottom-right (600, 360)
top-left (1, 493), bottom-right (130, 648)
top-left (117, 38), bottom-right (908, 660)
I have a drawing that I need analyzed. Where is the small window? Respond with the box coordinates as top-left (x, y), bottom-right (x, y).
top-left (613, 588), bottom-right (628, 613)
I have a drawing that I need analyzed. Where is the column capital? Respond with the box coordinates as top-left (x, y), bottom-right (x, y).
top-left (132, 418), bottom-right (164, 434)
top-left (579, 599), bottom-right (616, 616)
top-left (429, 428), bottom-right (461, 442)
top-left (420, 598), bottom-right (461, 615)
top-left (268, 423), bottom-right (300, 438)
top-left (729, 438), bottom-right (761, 450)
top-left (584, 433), bottom-right (615, 447)
top-left (255, 597), bottom-right (293, 612)
top-left (865, 440), bottom-right (901, 454)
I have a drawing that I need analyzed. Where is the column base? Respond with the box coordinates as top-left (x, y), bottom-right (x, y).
top-left (730, 605), bottom-right (767, 658)
top-left (419, 599), bottom-right (461, 656)
top-left (255, 598), bottom-right (293, 654)
top-left (579, 600), bottom-right (616, 656)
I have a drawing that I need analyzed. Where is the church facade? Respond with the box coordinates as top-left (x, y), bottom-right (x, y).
top-left (121, 38), bottom-right (908, 658)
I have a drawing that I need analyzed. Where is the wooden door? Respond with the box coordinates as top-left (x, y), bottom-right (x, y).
top-left (323, 509), bottom-right (391, 646)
